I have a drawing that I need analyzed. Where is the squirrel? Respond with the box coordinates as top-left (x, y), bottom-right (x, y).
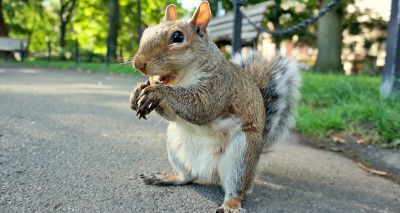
top-left (129, 2), bottom-right (300, 212)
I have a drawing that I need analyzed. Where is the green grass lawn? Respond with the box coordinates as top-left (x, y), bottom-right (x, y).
top-left (298, 72), bottom-right (400, 147)
top-left (15, 60), bottom-right (140, 76)
top-left (7, 60), bottom-right (400, 147)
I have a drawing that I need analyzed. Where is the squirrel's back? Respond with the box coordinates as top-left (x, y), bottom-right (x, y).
top-left (233, 51), bottom-right (301, 145)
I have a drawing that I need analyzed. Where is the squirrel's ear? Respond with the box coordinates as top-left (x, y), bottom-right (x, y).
top-left (190, 1), bottom-right (211, 32)
top-left (165, 4), bottom-right (177, 21)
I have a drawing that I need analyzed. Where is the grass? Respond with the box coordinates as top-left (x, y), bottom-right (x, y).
top-left (6, 60), bottom-right (400, 146)
top-left (297, 72), bottom-right (400, 146)
top-left (14, 60), bottom-right (140, 76)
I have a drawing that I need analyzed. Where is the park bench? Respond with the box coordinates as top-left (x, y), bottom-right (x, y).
top-left (208, 1), bottom-right (275, 46)
top-left (0, 37), bottom-right (29, 60)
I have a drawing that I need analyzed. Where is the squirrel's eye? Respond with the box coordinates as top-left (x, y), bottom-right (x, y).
top-left (170, 31), bottom-right (184, 43)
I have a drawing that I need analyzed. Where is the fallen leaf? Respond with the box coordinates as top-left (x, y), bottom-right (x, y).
top-left (356, 139), bottom-right (364, 144)
top-left (332, 136), bottom-right (346, 143)
top-left (358, 163), bottom-right (387, 176)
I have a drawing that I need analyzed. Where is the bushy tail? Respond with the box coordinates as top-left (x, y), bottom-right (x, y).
top-left (233, 50), bottom-right (301, 145)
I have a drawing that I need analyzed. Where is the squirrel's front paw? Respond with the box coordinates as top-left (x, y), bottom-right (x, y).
top-left (136, 86), bottom-right (163, 119)
top-left (130, 80), bottom-right (150, 111)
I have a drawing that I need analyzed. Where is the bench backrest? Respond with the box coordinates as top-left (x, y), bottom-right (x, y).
top-left (0, 37), bottom-right (29, 51)
top-left (208, 1), bottom-right (274, 44)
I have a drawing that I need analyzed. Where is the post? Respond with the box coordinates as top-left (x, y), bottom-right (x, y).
top-left (106, 36), bottom-right (110, 66)
top-left (381, 0), bottom-right (400, 97)
top-left (137, 0), bottom-right (142, 43)
top-left (20, 41), bottom-right (24, 61)
top-left (74, 39), bottom-right (79, 65)
top-left (47, 39), bottom-right (51, 62)
top-left (232, 0), bottom-right (243, 55)
top-left (119, 47), bottom-right (123, 63)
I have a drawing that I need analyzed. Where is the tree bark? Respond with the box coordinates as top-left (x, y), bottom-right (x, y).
top-left (107, 0), bottom-right (119, 60)
top-left (315, 0), bottom-right (343, 72)
top-left (60, 21), bottom-right (67, 47)
top-left (59, 0), bottom-right (77, 48)
top-left (0, 0), bottom-right (9, 36)
top-left (271, 0), bottom-right (283, 51)
top-left (380, 0), bottom-right (400, 96)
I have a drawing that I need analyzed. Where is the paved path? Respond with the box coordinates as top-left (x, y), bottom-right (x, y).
top-left (1, 68), bottom-right (399, 212)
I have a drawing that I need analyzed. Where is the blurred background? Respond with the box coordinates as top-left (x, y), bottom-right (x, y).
top-left (0, 0), bottom-right (399, 148)
top-left (0, 0), bottom-right (389, 72)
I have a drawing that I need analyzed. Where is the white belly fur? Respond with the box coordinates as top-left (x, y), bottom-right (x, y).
top-left (167, 117), bottom-right (247, 183)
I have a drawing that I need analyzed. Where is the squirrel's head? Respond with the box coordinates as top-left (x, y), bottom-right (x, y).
top-left (133, 1), bottom-right (212, 85)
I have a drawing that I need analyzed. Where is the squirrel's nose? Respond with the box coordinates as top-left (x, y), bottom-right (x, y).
top-left (134, 57), bottom-right (147, 72)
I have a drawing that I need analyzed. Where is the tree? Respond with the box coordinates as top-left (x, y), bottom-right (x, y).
top-left (343, 6), bottom-right (387, 74)
top-left (0, 0), bottom-right (8, 36)
top-left (107, 0), bottom-right (119, 60)
top-left (59, 0), bottom-right (77, 48)
top-left (381, 0), bottom-right (400, 96)
top-left (264, 0), bottom-right (320, 50)
top-left (2, 0), bottom-right (50, 53)
top-left (217, 0), bottom-right (320, 50)
top-left (209, 0), bottom-right (219, 17)
top-left (315, 0), bottom-right (343, 72)
top-left (2, 0), bottom-right (185, 60)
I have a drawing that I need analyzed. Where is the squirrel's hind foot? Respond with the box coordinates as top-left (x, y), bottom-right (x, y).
top-left (215, 207), bottom-right (247, 213)
top-left (139, 172), bottom-right (191, 186)
top-left (216, 197), bottom-right (246, 213)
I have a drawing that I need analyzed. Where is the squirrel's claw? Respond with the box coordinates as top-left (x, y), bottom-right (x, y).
top-left (130, 80), bottom-right (151, 111)
top-left (135, 86), bottom-right (161, 119)
top-left (139, 172), bottom-right (165, 185)
top-left (136, 111), bottom-right (147, 120)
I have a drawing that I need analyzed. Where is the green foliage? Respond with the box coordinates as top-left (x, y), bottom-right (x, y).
top-left (3, 0), bottom-right (58, 53)
top-left (71, 0), bottom-right (108, 55)
top-left (298, 72), bottom-right (400, 145)
top-left (3, 0), bottom-right (186, 60)
top-left (3, 0), bottom-right (387, 61)
top-left (343, 5), bottom-right (387, 55)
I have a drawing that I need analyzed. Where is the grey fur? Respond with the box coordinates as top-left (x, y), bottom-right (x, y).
top-left (232, 50), bottom-right (301, 145)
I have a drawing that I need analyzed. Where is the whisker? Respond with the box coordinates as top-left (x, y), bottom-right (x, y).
top-left (152, 115), bottom-right (166, 127)
top-left (119, 61), bottom-right (133, 65)
top-left (112, 56), bottom-right (134, 64)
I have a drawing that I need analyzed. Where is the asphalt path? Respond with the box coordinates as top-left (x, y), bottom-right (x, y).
top-left (1, 67), bottom-right (399, 212)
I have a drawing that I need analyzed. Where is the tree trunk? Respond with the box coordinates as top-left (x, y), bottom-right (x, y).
top-left (380, 0), bottom-right (400, 96)
top-left (60, 21), bottom-right (67, 47)
top-left (59, 0), bottom-right (77, 48)
top-left (107, 0), bottom-right (119, 60)
top-left (315, 0), bottom-right (343, 72)
top-left (0, 0), bottom-right (9, 36)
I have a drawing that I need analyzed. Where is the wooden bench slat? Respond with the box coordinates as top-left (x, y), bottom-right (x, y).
top-left (211, 28), bottom-right (259, 39)
top-left (209, 1), bottom-right (273, 26)
top-left (207, 1), bottom-right (274, 44)
top-left (210, 24), bottom-right (261, 38)
top-left (0, 37), bottom-right (29, 51)
top-left (209, 8), bottom-right (266, 26)
top-left (208, 14), bottom-right (264, 32)
top-left (210, 31), bottom-right (259, 43)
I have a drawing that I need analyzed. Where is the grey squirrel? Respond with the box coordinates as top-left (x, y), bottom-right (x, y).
top-left (129, 2), bottom-right (300, 212)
